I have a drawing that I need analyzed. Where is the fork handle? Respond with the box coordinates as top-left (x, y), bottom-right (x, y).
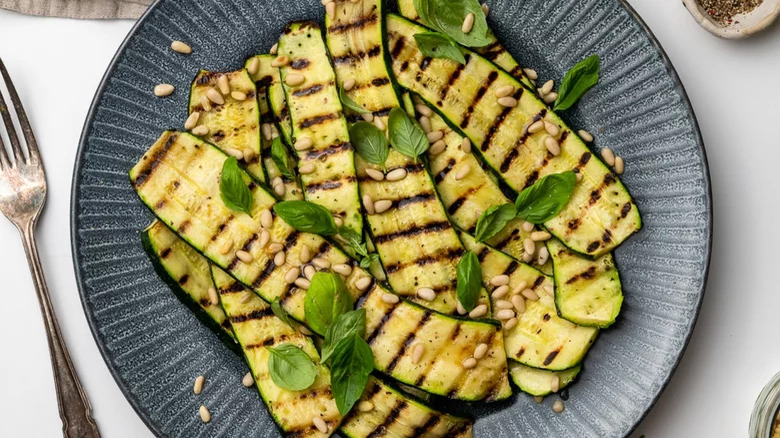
top-left (20, 221), bottom-right (101, 438)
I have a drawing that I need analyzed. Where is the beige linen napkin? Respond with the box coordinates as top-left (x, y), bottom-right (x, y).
top-left (0, 0), bottom-right (152, 19)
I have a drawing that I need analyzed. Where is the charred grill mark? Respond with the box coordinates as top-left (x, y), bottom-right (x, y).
top-left (154, 199), bottom-right (166, 210)
top-left (371, 77), bottom-right (391, 87)
top-left (219, 282), bottom-right (245, 295)
top-left (579, 152), bottom-right (592, 166)
top-left (246, 333), bottom-right (289, 349)
top-left (292, 83), bottom-right (326, 97)
top-left (132, 133), bottom-right (177, 187)
top-left (504, 261), bottom-right (519, 276)
top-left (400, 61), bottom-right (409, 72)
top-left (440, 55), bottom-right (469, 102)
top-left (366, 301), bottom-right (400, 345)
top-left (420, 57), bottom-right (432, 71)
top-left (461, 71), bottom-right (498, 129)
top-left (602, 229), bottom-right (613, 244)
top-left (333, 45), bottom-right (382, 65)
top-left (177, 220), bottom-right (191, 233)
top-left (589, 189), bottom-right (602, 205)
top-left (159, 247), bottom-right (171, 258)
top-left (411, 415), bottom-right (441, 437)
top-left (543, 349), bottom-right (561, 366)
top-left (450, 419), bottom-right (473, 437)
top-left (543, 313), bottom-right (551, 321)
top-left (621, 202), bottom-right (633, 218)
top-left (299, 113), bottom-right (339, 129)
top-left (370, 107), bottom-right (393, 118)
top-left (385, 312), bottom-right (431, 373)
top-left (434, 159), bottom-right (456, 183)
top-left (304, 176), bottom-right (356, 193)
top-left (383, 248), bottom-right (463, 274)
top-left (290, 58), bottom-right (309, 69)
top-left (533, 276), bottom-right (546, 288)
top-left (477, 247), bottom-right (490, 262)
top-left (304, 141), bottom-right (351, 160)
top-left (212, 131), bottom-right (225, 141)
top-left (178, 274), bottom-right (189, 285)
top-left (394, 192), bottom-right (435, 209)
top-left (566, 266), bottom-right (598, 286)
top-left (229, 307), bottom-right (273, 323)
top-left (495, 228), bottom-right (520, 250)
top-left (517, 347), bottom-right (525, 358)
top-left (390, 36), bottom-right (407, 59)
top-left (373, 221), bottom-right (451, 244)
top-left (500, 148), bottom-right (519, 173)
top-left (560, 131), bottom-right (569, 143)
top-left (510, 65), bottom-right (524, 77)
top-left (250, 232), bottom-right (300, 288)
top-left (604, 172), bottom-right (616, 186)
top-left (481, 89), bottom-right (524, 151)
top-left (328, 13), bottom-right (378, 33)
top-left (567, 218), bottom-right (581, 231)
top-left (524, 170), bottom-right (539, 188)
top-left (211, 216), bottom-right (235, 241)
top-left (366, 401), bottom-right (408, 438)
top-left (480, 41), bottom-right (502, 60)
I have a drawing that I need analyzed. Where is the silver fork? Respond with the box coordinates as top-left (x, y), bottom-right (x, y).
top-left (0, 58), bottom-right (100, 438)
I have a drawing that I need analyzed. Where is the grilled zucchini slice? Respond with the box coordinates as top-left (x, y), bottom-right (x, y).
top-left (325, 0), bottom-right (478, 314)
top-left (212, 267), bottom-right (341, 437)
top-left (130, 131), bottom-right (511, 401)
top-left (508, 362), bottom-right (581, 397)
top-left (459, 233), bottom-right (598, 370)
top-left (395, 0), bottom-right (533, 88)
top-left (548, 238), bottom-right (623, 328)
top-left (188, 69), bottom-right (264, 182)
top-left (387, 15), bottom-right (641, 257)
top-left (278, 21), bottom-right (363, 236)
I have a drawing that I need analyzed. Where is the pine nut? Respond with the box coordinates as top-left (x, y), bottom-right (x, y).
top-left (521, 288), bottom-right (539, 301)
top-left (294, 137), bottom-right (313, 151)
top-left (193, 375), bottom-right (205, 394)
top-left (417, 287), bottom-right (436, 301)
top-left (300, 244), bottom-right (312, 263)
top-left (374, 199), bottom-right (392, 214)
top-left (217, 75), bottom-right (230, 95)
top-left (382, 293), bottom-right (400, 304)
top-left (523, 68), bottom-right (538, 80)
top-left (356, 277), bottom-right (372, 291)
top-left (299, 325), bottom-right (314, 335)
top-left (171, 40), bottom-right (192, 54)
top-left (243, 147), bottom-right (255, 161)
top-left (468, 304), bottom-right (488, 318)
top-left (241, 291), bottom-right (253, 303)
top-left (343, 78), bottom-right (357, 91)
top-left (385, 168), bottom-right (408, 181)
top-left (578, 129), bottom-right (594, 142)
top-left (199, 405), bottom-right (211, 422)
top-left (207, 287), bottom-right (219, 305)
top-left (261, 123), bottom-right (273, 141)
top-left (544, 92), bottom-right (558, 104)
top-left (271, 55), bottom-right (290, 67)
top-left (365, 168), bottom-right (384, 181)
top-left (534, 396), bottom-right (544, 403)
top-left (537, 247), bottom-right (549, 266)
top-left (495, 85), bottom-right (514, 98)
top-left (497, 96), bottom-right (518, 107)
top-left (541, 80), bottom-right (554, 95)
top-left (474, 343), bottom-right (489, 360)
top-left (284, 268), bottom-right (300, 284)
top-left (154, 84), bottom-right (174, 97)
top-left (412, 343), bottom-right (425, 364)
top-left (334, 216), bottom-right (343, 227)
top-left (552, 400), bottom-right (565, 413)
top-left (236, 250), bottom-right (254, 263)
top-left (531, 231), bottom-right (551, 241)
top-left (206, 88), bottom-right (224, 105)
top-left (512, 295), bottom-right (526, 314)
top-left (490, 274), bottom-right (510, 286)
top-left (200, 95), bottom-right (212, 111)
top-left (429, 140), bottom-right (446, 155)
top-left (299, 162), bottom-right (315, 174)
top-left (427, 130), bottom-right (443, 143)
top-left (373, 117), bottom-right (386, 131)
top-left (491, 285), bottom-right (509, 299)
top-left (268, 243), bottom-right (284, 254)
top-left (455, 165), bottom-right (471, 181)
top-left (258, 230), bottom-right (270, 249)
top-left (527, 120), bottom-right (544, 134)
top-left (496, 309), bottom-right (516, 320)
top-left (495, 300), bottom-right (513, 309)
top-left (418, 116), bottom-right (432, 133)
top-left (247, 57), bottom-right (260, 75)
top-left (231, 91), bottom-right (247, 101)
top-left (312, 257), bottom-right (330, 269)
top-left (225, 148), bottom-right (244, 160)
top-left (274, 251), bottom-right (286, 266)
top-left (257, 209), bottom-right (272, 230)
top-left (544, 121), bottom-right (560, 136)
top-left (504, 317), bottom-right (518, 330)
top-left (358, 401), bottom-right (375, 412)
top-left (522, 252), bottom-right (533, 263)
top-left (601, 148), bottom-right (616, 166)
top-left (304, 265), bottom-right (316, 280)
top-left (270, 43), bottom-right (278, 55)
top-left (511, 281), bottom-right (528, 294)
top-left (274, 183), bottom-right (286, 197)
top-left (415, 104), bottom-right (432, 117)
top-left (614, 156), bottom-right (625, 174)
top-left (551, 375), bottom-right (560, 392)
top-left (325, 0), bottom-right (336, 18)
top-left (524, 238), bottom-right (536, 255)
top-left (333, 263), bottom-right (353, 276)
top-left (544, 284), bottom-right (554, 295)
top-left (461, 138), bottom-right (472, 154)
top-left (313, 417), bottom-right (328, 433)
top-left (219, 240), bottom-right (233, 255)
top-left (185, 112), bottom-right (200, 130)
top-left (362, 112), bottom-right (374, 122)
top-left (363, 194), bottom-right (375, 214)
top-left (242, 372), bottom-right (254, 387)
top-left (544, 136), bottom-right (560, 156)
top-left (462, 12), bottom-right (475, 33)
top-left (462, 357), bottom-right (478, 369)
top-left (482, 3), bottom-right (489, 14)
top-left (522, 221), bottom-right (535, 232)
top-left (285, 74), bottom-right (305, 86)
top-left (295, 277), bottom-right (311, 290)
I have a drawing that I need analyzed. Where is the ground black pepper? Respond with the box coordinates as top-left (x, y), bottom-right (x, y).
top-left (697, 0), bottom-right (764, 24)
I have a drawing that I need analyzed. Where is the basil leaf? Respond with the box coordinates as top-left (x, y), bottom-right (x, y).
top-left (304, 272), bottom-right (353, 335)
top-left (321, 309), bottom-right (366, 364)
top-left (554, 54), bottom-right (600, 111)
top-left (267, 343), bottom-right (318, 391)
top-left (413, 0), bottom-right (492, 48)
top-left (515, 171), bottom-right (577, 224)
top-left (339, 86), bottom-right (370, 114)
top-left (414, 32), bottom-right (466, 65)
top-left (349, 122), bottom-right (389, 168)
top-left (271, 137), bottom-right (296, 180)
top-left (474, 204), bottom-right (518, 243)
top-left (330, 333), bottom-right (374, 415)
top-left (271, 297), bottom-right (295, 330)
top-left (388, 107), bottom-right (429, 162)
top-left (456, 250), bottom-right (482, 312)
top-left (219, 157), bottom-right (254, 216)
top-left (274, 200), bottom-right (337, 235)
top-left (359, 253), bottom-right (379, 269)
top-left (337, 226), bottom-right (369, 258)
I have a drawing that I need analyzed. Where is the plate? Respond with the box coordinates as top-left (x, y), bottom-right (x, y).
top-left (71, 0), bottom-right (712, 436)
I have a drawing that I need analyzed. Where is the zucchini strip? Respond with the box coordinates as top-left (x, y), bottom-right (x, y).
top-left (325, 0), bottom-right (482, 315)
top-left (213, 267), bottom-right (342, 437)
top-left (130, 132), bottom-right (511, 401)
top-left (395, 0), bottom-right (534, 88)
top-left (459, 233), bottom-right (598, 370)
top-left (188, 69), bottom-right (264, 182)
top-left (278, 21), bottom-right (364, 236)
top-left (508, 362), bottom-right (581, 397)
top-left (387, 15), bottom-right (641, 257)
top-left (548, 238), bottom-right (623, 328)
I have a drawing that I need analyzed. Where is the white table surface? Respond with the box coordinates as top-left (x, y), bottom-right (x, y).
top-left (0, 2), bottom-right (778, 437)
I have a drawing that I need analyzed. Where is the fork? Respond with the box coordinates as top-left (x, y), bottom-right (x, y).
top-left (0, 58), bottom-right (100, 438)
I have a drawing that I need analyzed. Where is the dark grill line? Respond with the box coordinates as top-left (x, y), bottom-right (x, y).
top-left (292, 83), bottom-right (326, 98)
top-left (390, 35), bottom-right (407, 59)
top-left (132, 133), bottom-right (177, 187)
top-left (383, 248), bottom-right (463, 274)
top-left (303, 141), bottom-right (351, 161)
top-left (480, 88), bottom-right (525, 152)
top-left (305, 176), bottom-right (357, 193)
top-left (385, 310), bottom-right (432, 374)
top-left (410, 415), bottom-right (441, 438)
top-left (447, 183), bottom-right (485, 216)
top-left (245, 333), bottom-right (290, 350)
top-left (366, 401), bottom-right (407, 438)
top-left (229, 307), bottom-right (273, 323)
top-left (393, 192), bottom-right (435, 210)
top-left (332, 45), bottom-right (382, 65)
top-left (373, 220), bottom-right (451, 244)
top-left (250, 231), bottom-right (300, 288)
top-left (440, 55), bottom-right (469, 102)
top-left (434, 158), bottom-right (456, 184)
top-left (298, 112), bottom-right (339, 129)
top-left (328, 13), bottom-right (378, 34)
top-left (366, 301), bottom-right (400, 345)
top-left (461, 71), bottom-right (498, 129)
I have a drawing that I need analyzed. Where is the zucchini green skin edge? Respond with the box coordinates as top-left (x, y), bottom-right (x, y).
top-left (324, 0), bottom-right (485, 315)
top-left (548, 238), bottom-right (623, 328)
top-left (129, 131), bottom-right (512, 401)
top-left (508, 362), bottom-right (581, 397)
top-left (278, 22), bottom-right (364, 237)
top-left (387, 15), bottom-right (641, 258)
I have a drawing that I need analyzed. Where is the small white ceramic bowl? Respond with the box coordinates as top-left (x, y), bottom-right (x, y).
top-left (683, 0), bottom-right (780, 39)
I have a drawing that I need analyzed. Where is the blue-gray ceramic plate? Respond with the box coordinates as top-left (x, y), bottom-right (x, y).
top-left (71, 0), bottom-right (712, 436)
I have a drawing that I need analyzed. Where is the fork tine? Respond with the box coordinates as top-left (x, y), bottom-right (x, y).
top-left (0, 126), bottom-right (10, 170)
top-left (0, 58), bottom-right (36, 165)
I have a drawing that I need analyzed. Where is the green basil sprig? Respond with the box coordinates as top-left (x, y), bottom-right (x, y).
top-left (271, 297), bottom-right (295, 330)
top-left (349, 122), bottom-right (389, 169)
top-left (219, 157), bottom-right (254, 216)
top-left (320, 309), bottom-right (366, 363)
top-left (413, 0), bottom-right (491, 47)
top-left (515, 171), bottom-right (577, 223)
top-left (267, 343), bottom-right (318, 391)
top-left (456, 251), bottom-right (482, 312)
top-left (339, 86), bottom-right (370, 114)
top-left (414, 32), bottom-right (466, 65)
top-left (474, 204), bottom-right (517, 243)
top-left (304, 272), bottom-right (353, 335)
top-left (330, 332), bottom-right (374, 415)
top-left (388, 107), bottom-right (429, 162)
top-left (554, 54), bottom-right (600, 111)
top-left (337, 226), bottom-right (378, 269)
top-left (273, 200), bottom-right (336, 235)
top-left (271, 137), bottom-right (297, 181)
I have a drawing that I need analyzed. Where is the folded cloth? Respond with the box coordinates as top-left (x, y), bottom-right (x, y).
top-left (0, 0), bottom-right (152, 19)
